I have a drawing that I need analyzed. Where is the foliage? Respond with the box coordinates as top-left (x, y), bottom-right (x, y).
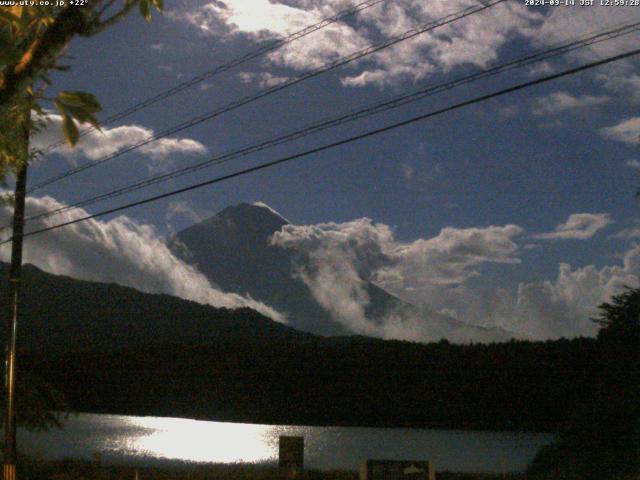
top-left (0, 91), bottom-right (30, 177)
top-left (593, 286), bottom-right (640, 346)
top-left (0, 371), bottom-right (69, 431)
top-left (18, 459), bottom-right (359, 480)
top-left (0, 0), bottom-right (163, 180)
top-left (528, 288), bottom-right (640, 480)
top-left (0, 0), bottom-right (163, 433)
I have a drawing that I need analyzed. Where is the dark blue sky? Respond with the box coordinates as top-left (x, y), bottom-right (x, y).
top-left (12, 0), bottom-right (640, 341)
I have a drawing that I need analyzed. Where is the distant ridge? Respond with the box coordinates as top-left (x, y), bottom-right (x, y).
top-left (0, 262), bottom-right (314, 353)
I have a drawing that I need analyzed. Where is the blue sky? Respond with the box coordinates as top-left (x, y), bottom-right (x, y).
top-left (4, 0), bottom-right (640, 342)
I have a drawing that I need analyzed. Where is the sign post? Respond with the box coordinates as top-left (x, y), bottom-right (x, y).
top-left (279, 436), bottom-right (304, 480)
top-left (361, 460), bottom-right (436, 480)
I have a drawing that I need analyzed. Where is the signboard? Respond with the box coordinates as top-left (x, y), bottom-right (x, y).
top-left (360, 460), bottom-right (435, 480)
top-left (279, 436), bottom-right (304, 480)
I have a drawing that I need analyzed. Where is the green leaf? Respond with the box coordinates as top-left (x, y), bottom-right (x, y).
top-left (63, 105), bottom-right (101, 131)
top-left (61, 113), bottom-right (79, 146)
top-left (57, 91), bottom-right (101, 112)
top-left (151, 0), bottom-right (164, 12)
top-left (139, 0), bottom-right (152, 22)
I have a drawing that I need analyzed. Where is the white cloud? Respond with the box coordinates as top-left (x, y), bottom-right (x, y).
top-left (626, 159), bottom-right (640, 169)
top-left (172, 0), bottom-right (540, 88)
top-left (532, 91), bottom-right (609, 116)
top-left (166, 200), bottom-right (210, 224)
top-left (0, 195), bottom-right (284, 323)
top-left (171, 1), bottom-right (640, 91)
top-left (527, 7), bottom-right (640, 104)
top-left (271, 218), bottom-right (523, 340)
top-left (483, 246), bottom-right (640, 339)
top-left (609, 227), bottom-right (640, 240)
top-left (528, 4), bottom-right (640, 58)
top-left (178, 0), bottom-right (317, 37)
top-left (527, 61), bottom-right (555, 77)
top-left (268, 211), bottom-right (638, 342)
top-left (32, 113), bottom-right (207, 163)
top-left (237, 71), bottom-right (290, 88)
top-left (199, 82), bottom-right (215, 91)
top-left (597, 65), bottom-right (640, 104)
top-left (379, 224), bottom-right (524, 287)
top-left (533, 213), bottom-right (613, 240)
top-left (601, 117), bottom-right (640, 145)
top-left (270, 219), bottom-right (393, 334)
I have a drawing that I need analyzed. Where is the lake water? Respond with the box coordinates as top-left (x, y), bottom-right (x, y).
top-left (18, 413), bottom-right (555, 473)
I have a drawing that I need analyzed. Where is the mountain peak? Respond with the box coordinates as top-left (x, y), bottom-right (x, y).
top-left (210, 202), bottom-right (289, 229)
top-left (251, 202), bottom-right (289, 222)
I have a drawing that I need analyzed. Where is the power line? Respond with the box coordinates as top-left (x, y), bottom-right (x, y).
top-left (23, 19), bottom-right (640, 224)
top-left (5, 46), bottom-right (639, 246)
top-left (38, 0), bottom-right (389, 154)
top-left (28, 0), bottom-right (506, 193)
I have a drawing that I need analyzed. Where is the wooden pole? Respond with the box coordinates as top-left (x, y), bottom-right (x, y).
top-left (3, 106), bottom-right (29, 480)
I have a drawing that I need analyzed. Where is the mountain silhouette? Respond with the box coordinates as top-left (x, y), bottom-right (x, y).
top-left (168, 202), bottom-right (511, 341)
top-left (0, 262), bottom-right (312, 353)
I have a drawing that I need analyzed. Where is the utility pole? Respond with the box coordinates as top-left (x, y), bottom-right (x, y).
top-left (3, 104), bottom-right (29, 480)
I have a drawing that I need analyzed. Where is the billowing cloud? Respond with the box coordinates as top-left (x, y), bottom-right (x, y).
top-left (0, 195), bottom-right (284, 323)
top-left (532, 91), bottom-right (609, 116)
top-left (166, 200), bottom-right (210, 224)
top-left (171, 0), bottom-right (540, 88)
top-left (597, 65), bottom-right (640, 104)
top-left (529, 4), bottom-right (640, 59)
top-left (268, 210), bottom-right (636, 342)
top-left (533, 213), bottom-right (612, 240)
top-left (170, 0), bottom-right (640, 93)
top-left (477, 246), bottom-right (640, 339)
top-left (600, 117), bottom-right (640, 145)
top-left (271, 218), bottom-right (523, 340)
top-left (32, 113), bottom-right (207, 163)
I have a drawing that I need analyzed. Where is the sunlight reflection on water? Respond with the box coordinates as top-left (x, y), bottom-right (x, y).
top-left (17, 413), bottom-right (555, 473)
top-left (128, 416), bottom-right (274, 463)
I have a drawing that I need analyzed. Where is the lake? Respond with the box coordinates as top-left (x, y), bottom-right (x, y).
top-left (18, 413), bottom-right (555, 473)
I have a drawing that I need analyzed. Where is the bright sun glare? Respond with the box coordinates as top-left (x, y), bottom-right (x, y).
top-left (124, 416), bottom-right (276, 463)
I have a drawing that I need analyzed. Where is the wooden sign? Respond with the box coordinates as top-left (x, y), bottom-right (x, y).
top-left (361, 460), bottom-right (435, 480)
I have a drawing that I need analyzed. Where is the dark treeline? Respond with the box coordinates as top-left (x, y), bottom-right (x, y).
top-left (22, 336), bottom-right (598, 432)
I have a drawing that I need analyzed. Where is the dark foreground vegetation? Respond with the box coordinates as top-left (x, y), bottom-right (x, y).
top-left (13, 457), bottom-right (525, 480)
top-left (0, 265), bottom-right (637, 478)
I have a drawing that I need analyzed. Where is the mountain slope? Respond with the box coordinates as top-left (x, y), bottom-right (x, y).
top-left (168, 203), bottom-right (409, 335)
top-left (168, 203), bottom-right (512, 341)
top-left (0, 263), bottom-right (313, 353)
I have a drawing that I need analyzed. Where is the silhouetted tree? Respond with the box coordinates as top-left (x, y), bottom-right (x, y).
top-left (528, 288), bottom-right (640, 480)
top-left (594, 287), bottom-right (640, 347)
